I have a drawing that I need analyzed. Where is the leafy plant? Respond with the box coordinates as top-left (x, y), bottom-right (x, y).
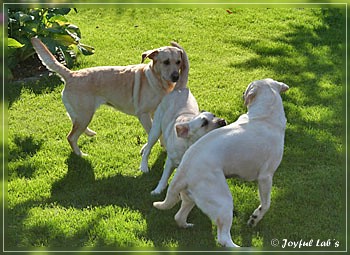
top-left (7, 8), bottom-right (94, 75)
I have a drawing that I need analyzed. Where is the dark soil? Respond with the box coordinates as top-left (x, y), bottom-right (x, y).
top-left (11, 54), bottom-right (49, 81)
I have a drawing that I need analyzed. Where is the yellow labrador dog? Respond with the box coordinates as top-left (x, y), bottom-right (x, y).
top-left (31, 38), bottom-right (185, 156)
top-left (154, 78), bottom-right (289, 247)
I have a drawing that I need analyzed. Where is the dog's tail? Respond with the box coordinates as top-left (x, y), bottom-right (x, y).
top-left (171, 42), bottom-right (189, 89)
top-left (31, 37), bottom-right (72, 80)
top-left (153, 170), bottom-right (187, 210)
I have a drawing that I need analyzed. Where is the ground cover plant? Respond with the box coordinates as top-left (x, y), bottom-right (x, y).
top-left (6, 7), bottom-right (346, 251)
top-left (7, 8), bottom-right (94, 78)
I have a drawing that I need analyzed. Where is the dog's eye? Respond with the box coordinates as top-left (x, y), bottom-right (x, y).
top-left (164, 60), bottom-right (170, 65)
top-left (201, 119), bottom-right (209, 127)
top-left (176, 60), bottom-right (181, 65)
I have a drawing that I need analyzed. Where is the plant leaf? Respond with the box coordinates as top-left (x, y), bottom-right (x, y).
top-left (48, 14), bottom-right (69, 26)
top-left (77, 43), bottom-right (95, 55)
top-left (59, 46), bottom-right (75, 68)
top-left (8, 38), bottom-right (24, 48)
top-left (53, 34), bottom-right (76, 46)
top-left (66, 24), bottom-right (81, 39)
top-left (65, 28), bottom-right (80, 42)
top-left (50, 8), bottom-right (71, 16)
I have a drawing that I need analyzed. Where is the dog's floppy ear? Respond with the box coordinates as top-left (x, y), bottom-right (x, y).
top-left (170, 41), bottom-right (182, 50)
top-left (175, 123), bottom-right (189, 138)
top-left (171, 42), bottom-right (186, 69)
top-left (170, 42), bottom-right (185, 65)
top-left (279, 82), bottom-right (289, 93)
top-left (244, 86), bottom-right (257, 106)
top-left (141, 49), bottom-right (159, 63)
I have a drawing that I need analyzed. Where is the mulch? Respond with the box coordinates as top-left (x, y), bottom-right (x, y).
top-left (11, 54), bottom-right (50, 82)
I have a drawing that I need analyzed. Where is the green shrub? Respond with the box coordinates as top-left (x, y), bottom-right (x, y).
top-left (7, 8), bottom-right (94, 76)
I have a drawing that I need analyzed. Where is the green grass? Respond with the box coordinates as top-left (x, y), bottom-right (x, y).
top-left (6, 7), bottom-right (346, 251)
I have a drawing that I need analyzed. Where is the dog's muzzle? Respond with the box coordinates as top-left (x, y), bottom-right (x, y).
top-left (171, 71), bottom-right (179, 82)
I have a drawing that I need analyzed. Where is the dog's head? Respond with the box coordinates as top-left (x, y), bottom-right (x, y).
top-left (243, 78), bottom-right (289, 107)
top-left (141, 45), bottom-right (184, 84)
top-left (175, 112), bottom-right (227, 140)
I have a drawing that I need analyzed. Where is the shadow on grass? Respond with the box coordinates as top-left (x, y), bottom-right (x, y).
top-left (8, 135), bottom-right (44, 179)
top-left (6, 152), bottom-right (215, 250)
top-left (53, 152), bottom-right (215, 249)
top-left (46, 152), bottom-right (215, 249)
top-left (7, 73), bottom-right (63, 108)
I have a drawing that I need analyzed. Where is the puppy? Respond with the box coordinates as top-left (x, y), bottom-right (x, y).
top-left (31, 38), bottom-right (186, 156)
top-left (140, 43), bottom-right (226, 194)
top-left (154, 78), bottom-right (289, 247)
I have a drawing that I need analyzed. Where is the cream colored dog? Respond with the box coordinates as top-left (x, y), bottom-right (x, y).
top-left (31, 38), bottom-right (185, 156)
top-left (154, 78), bottom-right (289, 247)
top-left (140, 43), bottom-right (226, 195)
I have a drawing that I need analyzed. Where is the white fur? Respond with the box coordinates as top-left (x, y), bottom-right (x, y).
top-left (140, 87), bottom-right (226, 195)
top-left (154, 78), bottom-right (289, 248)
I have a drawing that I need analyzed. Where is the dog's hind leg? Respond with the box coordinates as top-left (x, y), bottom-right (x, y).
top-left (151, 158), bottom-right (175, 195)
top-left (64, 102), bottom-right (95, 156)
top-left (174, 191), bottom-right (195, 228)
top-left (84, 127), bottom-right (96, 137)
top-left (216, 208), bottom-right (239, 247)
top-left (62, 91), bottom-right (101, 156)
top-left (194, 172), bottom-right (239, 247)
top-left (67, 115), bottom-right (94, 157)
top-left (247, 175), bottom-right (272, 227)
top-left (84, 98), bottom-right (106, 137)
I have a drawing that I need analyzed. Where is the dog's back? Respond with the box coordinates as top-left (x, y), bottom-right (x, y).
top-left (180, 115), bottom-right (285, 182)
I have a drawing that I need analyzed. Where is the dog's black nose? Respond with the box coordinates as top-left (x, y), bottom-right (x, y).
top-left (218, 119), bottom-right (227, 127)
top-left (171, 72), bottom-right (179, 82)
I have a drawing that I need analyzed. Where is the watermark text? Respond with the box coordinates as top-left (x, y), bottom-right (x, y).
top-left (270, 238), bottom-right (340, 248)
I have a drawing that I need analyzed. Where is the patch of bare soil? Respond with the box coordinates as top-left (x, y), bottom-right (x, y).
top-left (11, 54), bottom-right (50, 82)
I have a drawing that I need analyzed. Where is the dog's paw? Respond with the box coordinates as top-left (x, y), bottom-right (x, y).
top-left (151, 188), bottom-right (162, 196)
top-left (247, 215), bottom-right (258, 227)
top-left (77, 151), bottom-right (89, 157)
top-left (177, 222), bottom-right (194, 228)
top-left (184, 223), bottom-right (194, 228)
top-left (151, 183), bottom-right (167, 195)
top-left (84, 127), bottom-right (96, 137)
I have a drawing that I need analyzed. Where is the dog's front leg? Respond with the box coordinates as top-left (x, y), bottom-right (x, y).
top-left (139, 118), bottom-right (162, 173)
top-left (248, 175), bottom-right (272, 227)
top-left (151, 157), bottom-right (176, 195)
top-left (138, 112), bottom-right (153, 134)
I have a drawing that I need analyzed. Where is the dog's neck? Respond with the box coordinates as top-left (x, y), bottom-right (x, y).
top-left (247, 96), bottom-right (287, 129)
top-left (175, 83), bottom-right (187, 90)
